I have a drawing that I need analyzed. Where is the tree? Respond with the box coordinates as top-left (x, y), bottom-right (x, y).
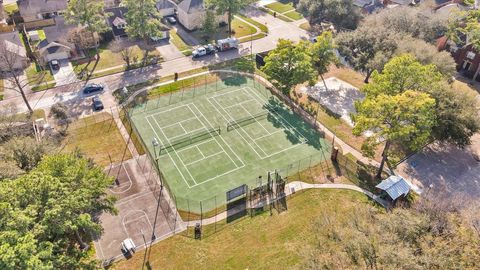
top-left (65, 0), bottom-right (109, 55)
top-left (307, 31), bottom-right (337, 89)
top-left (0, 43), bottom-right (50, 114)
top-left (298, 0), bottom-right (361, 30)
top-left (262, 39), bottom-right (316, 94)
top-left (335, 25), bottom-right (399, 83)
top-left (203, 9), bottom-right (218, 39)
top-left (0, 136), bottom-right (54, 174)
top-left (108, 39), bottom-right (136, 70)
top-left (124, 0), bottom-right (164, 63)
top-left (206, 0), bottom-right (255, 36)
top-left (0, 153), bottom-right (117, 269)
top-left (364, 6), bottom-right (447, 43)
top-left (353, 55), bottom-right (441, 177)
top-left (395, 37), bottom-right (456, 78)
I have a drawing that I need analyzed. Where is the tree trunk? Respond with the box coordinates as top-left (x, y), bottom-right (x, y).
top-left (12, 73), bottom-right (33, 114)
top-left (364, 70), bottom-right (373, 83)
top-left (228, 10), bottom-right (233, 37)
top-left (320, 73), bottom-right (328, 91)
top-left (75, 230), bottom-right (88, 250)
top-left (376, 140), bottom-right (391, 179)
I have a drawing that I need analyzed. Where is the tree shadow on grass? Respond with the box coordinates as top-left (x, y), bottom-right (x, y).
top-left (264, 97), bottom-right (325, 150)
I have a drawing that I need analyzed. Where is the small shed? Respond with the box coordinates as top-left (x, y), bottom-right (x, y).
top-left (376, 175), bottom-right (411, 201)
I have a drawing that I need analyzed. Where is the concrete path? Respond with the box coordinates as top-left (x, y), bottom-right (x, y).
top-left (186, 181), bottom-right (388, 226)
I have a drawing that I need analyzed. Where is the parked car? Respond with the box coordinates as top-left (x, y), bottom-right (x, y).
top-left (82, 83), bottom-right (104, 95)
top-left (166, 16), bottom-right (177, 24)
top-left (50, 60), bottom-right (60, 71)
top-left (92, 96), bottom-right (104, 111)
top-left (192, 44), bottom-right (216, 58)
top-left (121, 238), bottom-right (136, 255)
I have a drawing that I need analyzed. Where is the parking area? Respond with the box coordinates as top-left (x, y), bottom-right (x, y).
top-left (93, 156), bottom-right (184, 263)
top-left (155, 40), bottom-right (184, 61)
top-left (397, 134), bottom-right (480, 199)
top-left (52, 59), bottom-right (78, 86)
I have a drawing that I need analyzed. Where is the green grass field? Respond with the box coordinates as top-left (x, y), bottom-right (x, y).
top-left (129, 76), bottom-right (331, 213)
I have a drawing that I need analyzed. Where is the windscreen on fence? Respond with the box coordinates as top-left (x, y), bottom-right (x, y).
top-left (159, 126), bottom-right (221, 154)
top-left (226, 106), bottom-right (279, 131)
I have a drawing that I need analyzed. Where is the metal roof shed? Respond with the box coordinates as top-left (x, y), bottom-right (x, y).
top-left (376, 175), bottom-right (411, 201)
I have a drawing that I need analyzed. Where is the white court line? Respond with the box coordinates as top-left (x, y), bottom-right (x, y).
top-left (239, 102), bottom-right (272, 134)
top-left (147, 104), bottom-right (189, 118)
top-left (121, 210), bottom-right (154, 238)
top-left (160, 116), bottom-right (197, 129)
top-left (208, 97), bottom-right (268, 158)
top-left (178, 122), bottom-right (188, 133)
top-left (246, 86), bottom-right (309, 143)
top-left (109, 163), bottom-right (133, 194)
top-left (196, 146), bottom-right (206, 158)
top-left (176, 138), bottom-right (214, 154)
top-left (223, 98), bottom-right (256, 109)
top-left (210, 86), bottom-right (249, 98)
top-left (167, 127), bottom-right (205, 141)
top-left (189, 103), bottom-right (245, 168)
top-left (145, 116), bottom-right (194, 188)
top-left (152, 116), bottom-right (198, 185)
top-left (185, 151), bottom-right (224, 166)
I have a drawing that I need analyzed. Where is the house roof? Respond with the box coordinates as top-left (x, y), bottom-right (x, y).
top-left (157, 0), bottom-right (176, 10)
top-left (0, 31), bottom-right (27, 57)
top-left (43, 16), bottom-right (74, 44)
top-left (38, 41), bottom-right (71, 56)
top-left (178, 0), bottom-right (204, 14)
top-left (106, 7), bottom-right (128, 37)
top-left (376, 175), bottom-right (411, 200)
top-left (18, 0), bottom-right (67, 18)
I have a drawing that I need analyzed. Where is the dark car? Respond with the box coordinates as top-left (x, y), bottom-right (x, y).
top-left (82, 83), bottom-right (104, 95)
top-left (92, 96), bottom-right (104, 111)
top-left (50, 60), bottom-right (60, 70)
top-left (166, 16), bottom-right (177, 24)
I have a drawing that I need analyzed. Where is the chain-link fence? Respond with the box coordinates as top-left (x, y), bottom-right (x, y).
top-left (119, 70), bottom-right (383, 239)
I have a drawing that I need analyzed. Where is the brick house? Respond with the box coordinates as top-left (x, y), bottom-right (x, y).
top-left (438, 36), bottom-right (480, 81)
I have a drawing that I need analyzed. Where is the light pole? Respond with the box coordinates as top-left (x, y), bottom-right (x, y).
top-left (152, 137), bottom-right (162, 187)
top-left (140, 229), bottom-right (148, 270)
top-left (150, 137), bottom-right (163, 243)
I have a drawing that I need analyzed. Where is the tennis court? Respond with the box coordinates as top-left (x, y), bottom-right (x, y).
top-left (128, 75), bottom-right (331, 212)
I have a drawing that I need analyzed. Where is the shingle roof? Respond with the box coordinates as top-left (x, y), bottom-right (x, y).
top-left (157, 0), bottom-right (176, 10)
top-left (177, 0), bottom-right (203, 14)
top-left (376, 175), bottom-right (411, 200)
top-left (0, 31), bottom-right (26, 57)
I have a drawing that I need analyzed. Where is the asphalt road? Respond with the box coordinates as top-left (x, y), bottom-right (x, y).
top-left (0, 8), bottom-right (309, 114)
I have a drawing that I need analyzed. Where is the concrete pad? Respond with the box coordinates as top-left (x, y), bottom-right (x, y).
top-left (156, 40), bottom-right (184, 61)
top-left (52, 59), bottom-right (78, 86)
top-left (300, 77), bottom-right (364, 126)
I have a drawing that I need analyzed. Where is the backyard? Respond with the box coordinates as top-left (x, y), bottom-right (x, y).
top-left (112, 189), bottom-right (379, 269)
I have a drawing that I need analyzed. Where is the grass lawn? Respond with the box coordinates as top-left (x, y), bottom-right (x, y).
top-left (25, 63), bottom-right (54, 85)
top-left (169, 29), bottom-right (192, 54)
top-left (265, 1), bottom-right (295, 13)
top-left (113, 189), bottom-right (379, 270)
top-left (284, 10), bottom-right (304, 20)
top-left (324, 65), bottom-right (366, 89)
top-left (73, 43), bottom-right (161, 77)
top-left (299, 21), bottom-right (311, 31)
top-left (190, 18), bottom-right (257, 44)
top-left (236, 15), bottom-right (269, 33)
top-left (62, 113), bottom-right (132, 167)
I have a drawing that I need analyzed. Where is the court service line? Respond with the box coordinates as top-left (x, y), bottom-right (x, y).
top-left (151, 116), bottom-right (198, 185)
top-left (145, 116), bottom-right (194, 188)
top-left (185, 151), bottom-right (225, 166)
top-left (208, 97), bottom-right (268, 158)
top-left (239, 102), bottom-right (272, 134)
top-left (189, 103), bottom-right (245, 168)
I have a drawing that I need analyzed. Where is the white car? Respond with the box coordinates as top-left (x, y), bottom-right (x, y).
top-left (121, 238), bottom-right (136, 254)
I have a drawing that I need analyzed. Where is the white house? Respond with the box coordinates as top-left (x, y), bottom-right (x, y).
top-left (0, 31), bottom-right (29, 72)
top-left (36, 16), bottom-right (76, 65)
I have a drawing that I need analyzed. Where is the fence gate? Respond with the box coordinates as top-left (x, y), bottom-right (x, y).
top-left (226, 184), bottom-right (248, 223)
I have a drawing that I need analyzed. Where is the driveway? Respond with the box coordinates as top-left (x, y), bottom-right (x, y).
top-left (52, 59), bottom-right (78, 86)
top-left (155, 40), bottom-right (184, 61)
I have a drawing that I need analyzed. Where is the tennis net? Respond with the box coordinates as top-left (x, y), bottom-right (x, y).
top-left (226, 107), bottom-right (278, 131)
top-left (159, 127), bottom-right (221, 154)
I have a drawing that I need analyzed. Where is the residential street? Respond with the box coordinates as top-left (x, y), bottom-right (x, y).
top-left (0, 8), bottom-right (309, 113)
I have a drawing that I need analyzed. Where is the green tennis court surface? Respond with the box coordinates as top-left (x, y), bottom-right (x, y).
top-left (129, 77), bottom-right (331, 212)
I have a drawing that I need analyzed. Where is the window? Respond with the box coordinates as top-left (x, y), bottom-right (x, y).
top-left (467, 51), bottom-right (476, 60)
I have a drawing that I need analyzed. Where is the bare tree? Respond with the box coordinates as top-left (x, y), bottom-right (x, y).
top-left (0, 42), bottom-right (48, 114)
top-left (108, 39), bottom-right (136, 70)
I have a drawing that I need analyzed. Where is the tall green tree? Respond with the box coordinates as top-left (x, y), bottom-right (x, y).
top-left (0, 153), bottom-right (116, 269)
top-left (124, 0), bottom-right (164, 63)
top-left (65, 0), bottom-right (110, 55)
top-left (203, 9), bottom-right (218, 39)
top-left (353, 90), bottom-right (436, 178)
top-left (206, 0), bottom-right (255, 36)
top-left (298, 0), bottom-right (361, 30)
top-left (262, 39), bottom-right (316, 94)
top-left (307, 31), bottom-right (337, 89)
top-left (447, 9), bottom-right (480, 51)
